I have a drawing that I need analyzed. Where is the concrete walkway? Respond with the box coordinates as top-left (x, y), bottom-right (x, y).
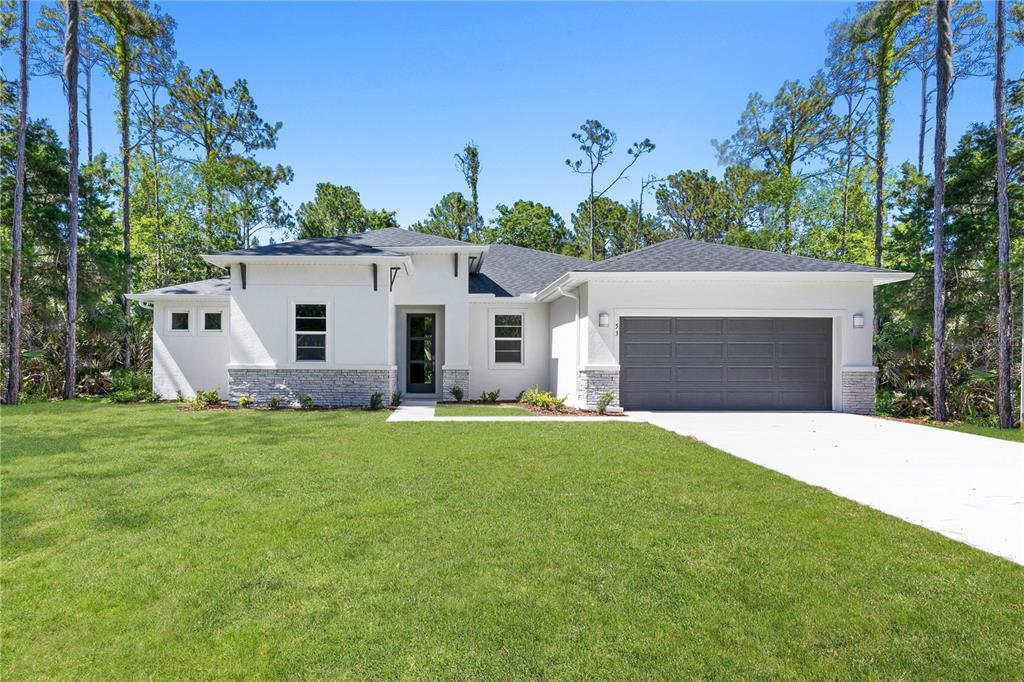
top-left (633, 411), bottom-right (1024, 564)
top-left (387, 399), bottom-right (629, 423)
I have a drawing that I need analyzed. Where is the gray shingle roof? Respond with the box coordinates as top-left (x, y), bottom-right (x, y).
top-left (582, 237), bottom-right (902, 274)
top-left (216, 227), bottom-right (471, 257)
top-left (133, 276), bottom-right (231, 297)
top-left (470, 244), bottom-right (591, 297)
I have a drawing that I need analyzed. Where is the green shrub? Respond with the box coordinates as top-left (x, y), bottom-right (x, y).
top-left (479, 389), bottom-right (500, 403)
top-left (238, 395), bottom-right (255, 408)
top-left (109, 369), bottom-right (153, 403)
top-left (596, 390), bottom-right (616, 414)
top-left (199, 389), bottom-right (220, 406)
top-left (186, 393), bottom-right (206, 411)
top-left (391, 391), bottom-right (403, 407)
top-left (300, 394), bottom-right (315, 410)
top-left (519, 386), bottom-right (567, 412)
top-left (369, 392), bottom-right (384, 410)
top-left (450, 385), bottom-right (464, 402)
top-left (269, 396), bottom-right (284, 409)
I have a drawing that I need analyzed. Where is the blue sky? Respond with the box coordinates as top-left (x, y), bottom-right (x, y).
top-left (17, 1), bottom-right (1022, 238)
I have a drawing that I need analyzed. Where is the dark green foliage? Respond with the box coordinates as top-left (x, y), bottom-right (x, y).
top-left (450, 385), bottom-right (464, 402)
top-left (295, 182), bottom-right (397, 238)
top-left (109, 369), bottom-right (154, 403)
top-left (368, 392), bottom-right (384, 410)
top-left (390, 391), bottom-right (402, 407)
top-left (300, 394), bottom-right (314, 410)
top-left (268, 396), bottom-right (284, 410)
top-left (486, 200), bottom-right (571, 253)
top-left (479, 389), bottom-right (500, 403)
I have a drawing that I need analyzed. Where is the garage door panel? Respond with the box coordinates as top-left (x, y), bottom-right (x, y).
top-left (726, 366), bottom-right (776, 382)
top-left (673, 366), bottom-right (724, 382)
top-left (622, 342), bottom-right (673, 359)
top-left (673, 318), bottom-right (724, 334)
top-left (620, 316), bottom-right (831, 411)
top-left (727, 342), bottom-right (774, 358)
top-left (673, 342), bottom-right (724, 358)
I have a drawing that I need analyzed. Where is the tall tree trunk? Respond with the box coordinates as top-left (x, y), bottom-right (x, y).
top-left (874, 64), bottom-right (889, 269)
top-left (118, 35), bottom-right (132, 368)
top-left (840, 97), bottom-right (854, 259)
top-left (588, 170), bottom-right (595, 260)
top-left (84, 60), bottom-right (93, 163)
top-left (932, 0), bottom-right (952, 422)
top-left (5, 0), bottom-right (29, 405)
top-left (150, 98), bottom-right (163, 286)
top-left (64, 0), bottom-right (80, 400)
top-left (917, 65), bottom-right (929, 174)
top-left (994, 0), bottom-right (1013, 428)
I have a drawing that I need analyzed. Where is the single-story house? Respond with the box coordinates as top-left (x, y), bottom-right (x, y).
top-left (127, 227), bottom-right (912, 413)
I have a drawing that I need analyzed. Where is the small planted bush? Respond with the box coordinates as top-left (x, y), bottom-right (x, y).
top-left (200, 389), bottom-right (220, 406)
top-left (479, 389), bottom-right (500, 403)
top-left (519, 386), bottom-right (567, 412)
top-left (369, 392), bottom-right (384, 410)
top-left (269, 396), bottom-right (284, 410)
top-left (238, 395), bottom-right (255, 409)
top-left (300, 394), bottom-right (314, 410)
top-left (391, 391), bottom-right (403, 407)
top-left (596, 390), bottom-right (616, 414)
top-left (450, 385), bottom-right (464, 402)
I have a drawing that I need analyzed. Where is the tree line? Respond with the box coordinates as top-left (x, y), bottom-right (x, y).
top-left (2, 1), bottom-right (1022, 429)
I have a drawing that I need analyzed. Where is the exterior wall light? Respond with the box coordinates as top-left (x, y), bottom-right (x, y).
top-left (852, 313), bottom-right (865, 328)
top-left (598, 312), bottom-right (610, 328)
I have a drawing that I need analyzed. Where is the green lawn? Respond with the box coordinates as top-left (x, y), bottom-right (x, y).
top-left (937, 422), bottom-right (1023, 443)
top-left (3, 402), bottom-right (1022, 679)
top-left (434, 403), bottom-right (534, 416)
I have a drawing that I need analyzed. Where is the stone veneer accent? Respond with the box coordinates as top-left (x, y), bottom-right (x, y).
top-left (577, 368), bottom-right (621, 412)
top-left (228, 368), bottom-right (397, 407)
top-left (841, 367), bottom-right (877, 415)
top-left (441, 368), bottom-right (470, 402)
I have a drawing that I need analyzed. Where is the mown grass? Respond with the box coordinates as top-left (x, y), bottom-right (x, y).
top-left (2, 401), bottom-right (1022, 679)
top-left (434, 403), bottom-right (534, 416)
top-left (937, 422), bottom-right (1023, 443)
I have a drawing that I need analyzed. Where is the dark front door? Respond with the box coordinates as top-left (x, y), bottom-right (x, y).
top-left (619, 317), bottom-right (832, 411)
top-left (406, 313), bottom-right (436, 394)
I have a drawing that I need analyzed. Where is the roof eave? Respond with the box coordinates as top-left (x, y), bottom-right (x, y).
top-left (201, 253), bottom-right (415, 274)
top-left (126, 293), bottom-right (231, 302)
top-left (536, 269), bottom-right (914, 301)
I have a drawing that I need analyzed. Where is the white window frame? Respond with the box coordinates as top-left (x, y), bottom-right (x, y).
top-left (199, 308), bottom-right (225, 335)
top-left (290, 299), bottom-right (330, 364)
top-left (166, 307), bottom-right (193, 336)
top-left (489, 308), bottom-right (525, 368)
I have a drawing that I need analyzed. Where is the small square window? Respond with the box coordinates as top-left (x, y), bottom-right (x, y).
top-left (170, 311), bottom-right (190, 331)
top-left (203, 311), bottom-right (222, 331)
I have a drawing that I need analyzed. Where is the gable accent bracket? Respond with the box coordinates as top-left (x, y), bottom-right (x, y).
top-left (240, 263), bottom-right (247, 290)
top-left (389, 266), bottom-right (400, 292)
top-left (372, 263), bottom-right (378, 291)
top-left (454, 253), bottom-right (459, 277)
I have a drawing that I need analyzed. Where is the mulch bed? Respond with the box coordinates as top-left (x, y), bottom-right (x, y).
top-left (438, 400), bottom-right (626, 417)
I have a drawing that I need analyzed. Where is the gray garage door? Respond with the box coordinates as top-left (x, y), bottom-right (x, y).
top-left (619, 317), bottom-right (832, 411)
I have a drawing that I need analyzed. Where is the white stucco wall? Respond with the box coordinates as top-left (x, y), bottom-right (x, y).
top-left (580, 277), bottom-right (876, 410)
top-left (229, 262), bottom-right (390, 368)
top-left (548, 293), bottom-right (581, 406)
top-left (468, 299), bottom-right (550, 400)
top-left (152, 301), bottom-right (230, 399)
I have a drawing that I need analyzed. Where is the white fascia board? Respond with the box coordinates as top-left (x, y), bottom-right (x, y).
top-left (467, 294), bottom-right (538, 303)
top-left (536, 270), bottom-right (913, 300)
top-left (126, 293), bottom-right (230, 302)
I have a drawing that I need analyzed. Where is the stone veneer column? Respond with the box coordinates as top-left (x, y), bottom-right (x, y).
top-left (440, 367), bottom-right (470, 402)
top-left (841, 367), bottom-right (877, 414)
top-left (229, 367), bottom-right (397, 407)
top-left (576, 367), bottom-right (621, 412)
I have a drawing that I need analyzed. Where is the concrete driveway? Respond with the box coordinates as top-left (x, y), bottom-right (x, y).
top-left (632, 411), bottom-right (1024, 564)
